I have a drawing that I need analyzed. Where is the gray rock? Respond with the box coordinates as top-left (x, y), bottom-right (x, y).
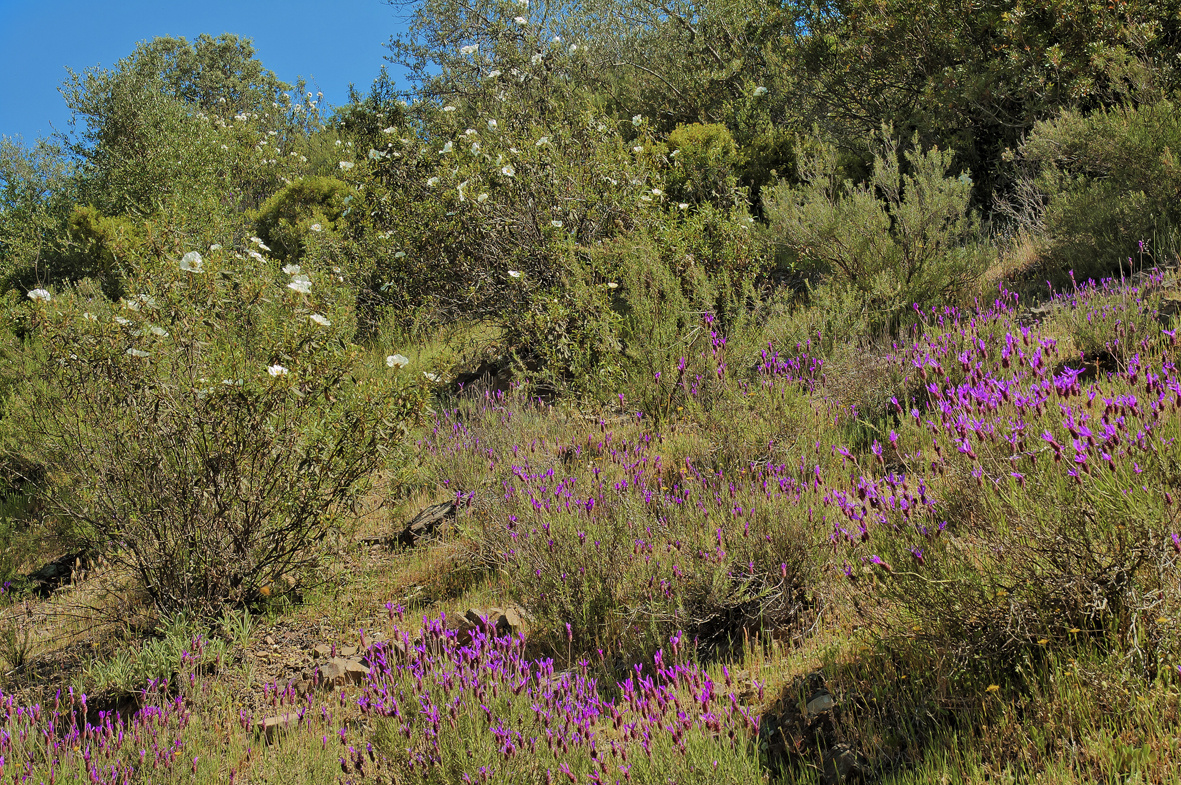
top-left (397, 502), bottom-right (457, 548)
top-left (255, 712), bottom-right (299, 742)
top-left (822, 743), bottom-right (866, 784)
top-left (807, 690), bottom-right (835, 716)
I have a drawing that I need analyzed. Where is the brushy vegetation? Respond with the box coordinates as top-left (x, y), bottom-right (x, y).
top-left (1, 4), bottom-right (1180, 783)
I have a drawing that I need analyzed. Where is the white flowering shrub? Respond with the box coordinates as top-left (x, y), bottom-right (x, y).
top-left (0, 247), bottom-right (425, 617)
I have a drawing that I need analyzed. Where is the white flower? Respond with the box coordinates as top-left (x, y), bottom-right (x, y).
top-left (443, 105), bottom-right (457, 113)
top-left (209, 243), bottom-right (222, 251)
top-left (501, 164), bottom-right (515, 177)
top-left (460, 44), bottom-right (479, 55)
top-left (514, 15), bottom-right (527, 24)
top-left (470, 141), bottom-right (481, 154)
top-left (606, 282), bottom-right (618, 289)
top-left (115, 316), bottom-right (131, 326)
top-left (126, 348), bottom-right (150, 358)
top-left (369, 148), bottom-right (385, 160)
top-left (310, 223), bottom-right (322, 232)
top-left (552, 36), bottom-right (561, 43)
top-left (678, 202), bottom-right (689, 210)
top-left (753, 85), bottom-right (768, 97)
top-left (440, 141), bottom-right (453, 154)
top-left (248, 250), bottom-right (266, 263)
top-left (486, 70), bottom-right (501, 79)
top-left (569, 44), bottom-right (578, 53)
top-left (82, 312), bottom-right (97, 321)
top-left (477, 193), bottom-right (489, 203)
top-left (267, 364), bottom-right (289, 376)
top-left (382, 126), bottom-right (397, 134)
top-left (394, 251), bottom-right (407, 259)
top-left (282, 264), bottom-right (302, 275)
top-left (26, 288), bottom-right (51, 302)
top-left (531, 54), bottom-right (543, 65)
top-left (536, 136), bottom-right (550, 146)
top-left (423, 372), bottom-right (441, 382)
top-left (386, 354), bottom-right (409, 369)
top-left (632, 115), bottom-right (643, 126)
top-left (464, 128), bottom-right (478, 136)
top-left (180, 251), bottom-right (205, 273)
top-left (288, 277), bottom-right (312, 295)
top-left (508, 270), bottom-right (522, 278)
top-left (309, 313), bottom-right (331, 326)
top-left (487, 119), bottom-right (498, 130)
top-left (551, 220), bottom-right (563, 228)
top-left (457, 180), bottom-right (470, 200)
top-left (149, 326), bottom-right (168, 337)
top-left (339, 161), bottom-right (355, 170)
top-left (651, 188), bottom-right (663, 197)
top-left (427, 176), bottom-right (440, 186)
top-left (632, 145), bottom-right (643, 153)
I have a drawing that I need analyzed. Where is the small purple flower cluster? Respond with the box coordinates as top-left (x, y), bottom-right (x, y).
top-left (0, 651), bottom-right (203, 784)
top-left (344, 617), bottom-right (761, 782)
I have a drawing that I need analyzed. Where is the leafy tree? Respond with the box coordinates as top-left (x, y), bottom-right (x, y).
top-left (384, 0), bottom-right (801, 203)
top-left (792, 0), bottom-right (1181, 204)
top-left (59, 34), bottom-right (310, 218)
top-left (0, 138), bottom-right (76, 290)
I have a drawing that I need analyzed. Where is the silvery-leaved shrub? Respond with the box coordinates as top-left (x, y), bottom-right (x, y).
top-left (763, 126), bottom-right (989, 334)
top-left (1, 247), bottom-right (425, 618)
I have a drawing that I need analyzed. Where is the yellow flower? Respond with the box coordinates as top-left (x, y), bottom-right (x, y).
top-left (1037, 638), bottom-right (1049, 645)
top-left (985, 684), bottom-right (1000, 693)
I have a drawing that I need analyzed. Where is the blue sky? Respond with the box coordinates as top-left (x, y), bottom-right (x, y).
top-left (0, 0), bottom-right (410, 143)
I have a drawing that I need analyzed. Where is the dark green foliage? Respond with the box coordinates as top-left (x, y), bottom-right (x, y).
top-left (663, 123), bottom-right (742, 209)
top-left (793, 0), bottom-right (1181, 207)
top-left (1014, 99), bottom-right (1181, 279)
top-left (254, 177), bottom-right (352, 262)
top-left (332, 67), bottom-right (409, 152)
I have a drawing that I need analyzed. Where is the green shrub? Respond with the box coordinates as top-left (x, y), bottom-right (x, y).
top-left (1, 248), bottom-right (425, 617)
top-left (1015, 100), bottom-right (1181, 280)
top-left (762, 127), bottom-right (990, 334)
top-left (78, 612), bottom-right (227, 696)
top-left (253, 176), bottom-right (351, 263)
top-left (590, 204), bottom-right (766, 413)
top-left (663, 122), bottom-right (743, 209)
